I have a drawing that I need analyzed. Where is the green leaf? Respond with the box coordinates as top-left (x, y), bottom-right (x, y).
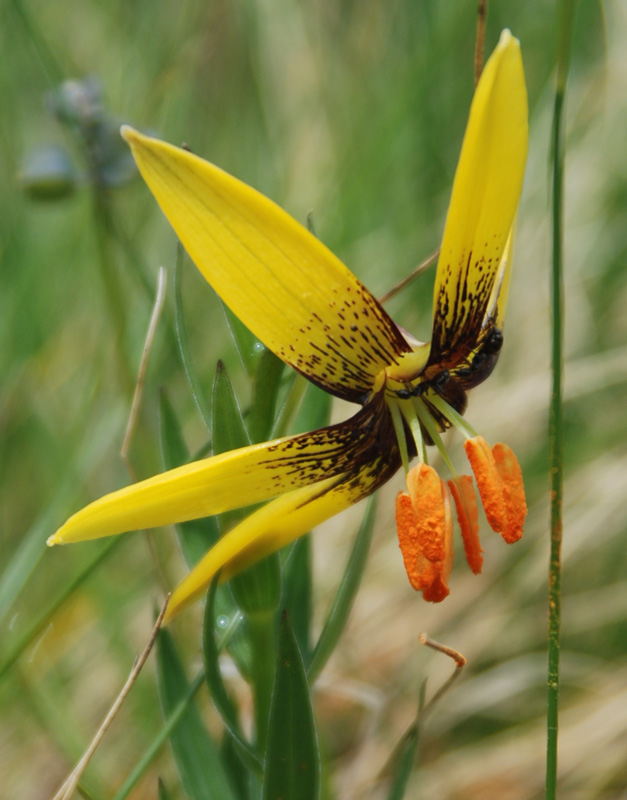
top-left (222, 302), bottom-right (260, 377)
top-left (156, 626), bottom-right (236, 800)
top-left (211, 360), bottom-right (251, 455)
top-left (159, 389), bottom-right (220, 567)
top-left (160, 387), bottom-right (247, 677)
top-left (291, 380), bottom-right (333, 435)
top-left (308, 495), bottom-right (377, 681)
top-left (202, 577), bottom-right (262, 775)
top-left (0, 538), bottom-right (119, 680)
top-left (158, 777), bottom-right (172, 800)
top-left (269, 373), bottom-right (307, 439)
top-left (0, 507), bottom-right (52, 627)
top-left (221, 734), bottom-right (251, 800)
top-left (112, 672), bottom-right (205, 800)
top-left (386, 726), bottom-right (419, 800)
top-left (174, 246), bottom-right (211, 429)
top-left (384, 683), bottom-right (425, 799)
top-left (262, 612), bottom-right (320, 800)
top-left (248, 348), bottom-right (285, 443)
top-left (211, 361), bottom-right (281, 617)
top-left (281, 535), bottom-right (313, 661)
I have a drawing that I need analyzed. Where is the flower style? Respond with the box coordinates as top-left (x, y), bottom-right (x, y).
top-left (48, 30), bottom-right (528, 621)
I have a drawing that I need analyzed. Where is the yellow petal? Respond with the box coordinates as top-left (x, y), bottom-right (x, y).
top-left (122, 127), bottom-right (410, 403)
top-left (431, 30), bottom-right (528, 359)
top-left (165, 458), bottom-right (386, 622)
top-left (48, 400), bottom-right (388, 545)
top-left (491, 227), bottom-right (514, 328)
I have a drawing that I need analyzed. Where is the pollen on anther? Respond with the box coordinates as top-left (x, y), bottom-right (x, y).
top-left (395, 464), bottom-right (452, 603)
top-left (464, 436), bottom-right (506, 533)
top-left (448, 475), bottom-right (483, 574)
top-left (492, 443), bottom-right (527, 543)
top-left (406, 464), bottom-right (447, 563)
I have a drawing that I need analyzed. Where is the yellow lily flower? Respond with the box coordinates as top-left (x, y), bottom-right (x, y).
top-left (48, 30), bottom-right (528, 621)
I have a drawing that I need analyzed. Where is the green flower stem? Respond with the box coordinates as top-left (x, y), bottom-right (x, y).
top-left (247, 610), bottom-right (277, 752)
top-left (92, 189), bottom-right (135, 394)
top-left (546, 2), bottom-right (576, 798)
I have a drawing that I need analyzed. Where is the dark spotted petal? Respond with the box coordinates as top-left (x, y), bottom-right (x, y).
top-left (48, 394), bottom-right (398, 546)
top-left (430, 31), bottom-right (527, 364)
top-left (122, 127), bottom-right (411, 403)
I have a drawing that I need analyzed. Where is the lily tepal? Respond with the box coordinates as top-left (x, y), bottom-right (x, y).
top-left (48, 30), bottom-right (528, 622)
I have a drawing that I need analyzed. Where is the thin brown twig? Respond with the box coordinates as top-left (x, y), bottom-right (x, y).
top-left (375, 634), bottom-right (466, 791)
top-left (378, 248), bottom-right (440, 305)
top-left (121, 265), bottom-right (167, 476)
top-left (418, 632), bottom-right (466, 715)
top-left (474, 0), bottom-right (488, 87)
top-left (50, 595), bottom-right (171, 800)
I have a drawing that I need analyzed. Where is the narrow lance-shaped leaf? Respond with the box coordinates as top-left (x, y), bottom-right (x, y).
top-left (308, 495), bottom-right (377, 681)
top-left (211, 361), bottom-right (281, 616)
top-left (386, 726), bottom-right (420, 800)
top-left (156, 626), bottom-right (236, 800)
top-left (281, 380), bottom-right (334, 662)
top-left (262, 612), bottom-right (321, 800)
top-left (222, 300), bottom-right (261, 377)
top-left (159, 388), bottom-right (219, 567)
top-left (281, 536), bottom-right (313, 662)
top-left (173, 245), bottom-right (211, 428)
top-left (202, 576), bottom-right (262, 775)
top-left (385, 682), bottom-right (426, 800)
top-left (211, 360), bottom-right (280, 753)
top-left (248, 346), bottom-right (285, 443)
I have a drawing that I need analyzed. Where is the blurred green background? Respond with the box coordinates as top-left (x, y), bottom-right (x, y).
top-left (1, 1), bottom-right (625, 798)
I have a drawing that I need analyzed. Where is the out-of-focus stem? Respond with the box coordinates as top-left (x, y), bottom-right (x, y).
top-left (546, 2), bottom-right (576, 798)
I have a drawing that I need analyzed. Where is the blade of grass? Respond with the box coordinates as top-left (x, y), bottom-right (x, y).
top-left (111, 671), bottom-right (205, 800)
top-left (112, 598), bottom-right (244, 800)
top-left (382, 637), bottom-right (465, 798)
top-left (247, 347), bottom-right (284, 443)
top-left (385, 724), bottom-right (419, 800)
top-left (156, 626), bottom-right (236, 800)
top-left (281, 536), bottom-right (313, 662)
top-left (308, 495), bottom-right (377, 682)
top-left (0, 480), bottom-right (75, 627)
top-left (261, 611), bottom-right (320, 800)
top-left (546, 2), bottom-right (576, 797)
top-left (121, 265), bottom-right (167, 474)
top-left (157, 778), bottom-right (172, 800)
top-left (269, 372), bottom-right (306, 439)
top-left (211, 359), bottom-right (280, 750)
top-left (49, 598), bottom-right (169, 800)
top-left (202, 577), bottom-right (262, 774)
top-left (0, 538), bottom-right (120, 680)
top-left (159, 388), bottom-right (220, 567)
top-left (173, 244), bottom-right (211, 429)
top-left (222, 302), bottom-right (259, 377)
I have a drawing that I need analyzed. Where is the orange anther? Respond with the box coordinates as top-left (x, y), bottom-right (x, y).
top-left (492, 443), bottom-right (527, 543)
top-left (448, 475), bottom-right (483, 574)
top-left (464, 436), bottom-right (507, 533)
top-left (395, 464), bottom-right (453, 603)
